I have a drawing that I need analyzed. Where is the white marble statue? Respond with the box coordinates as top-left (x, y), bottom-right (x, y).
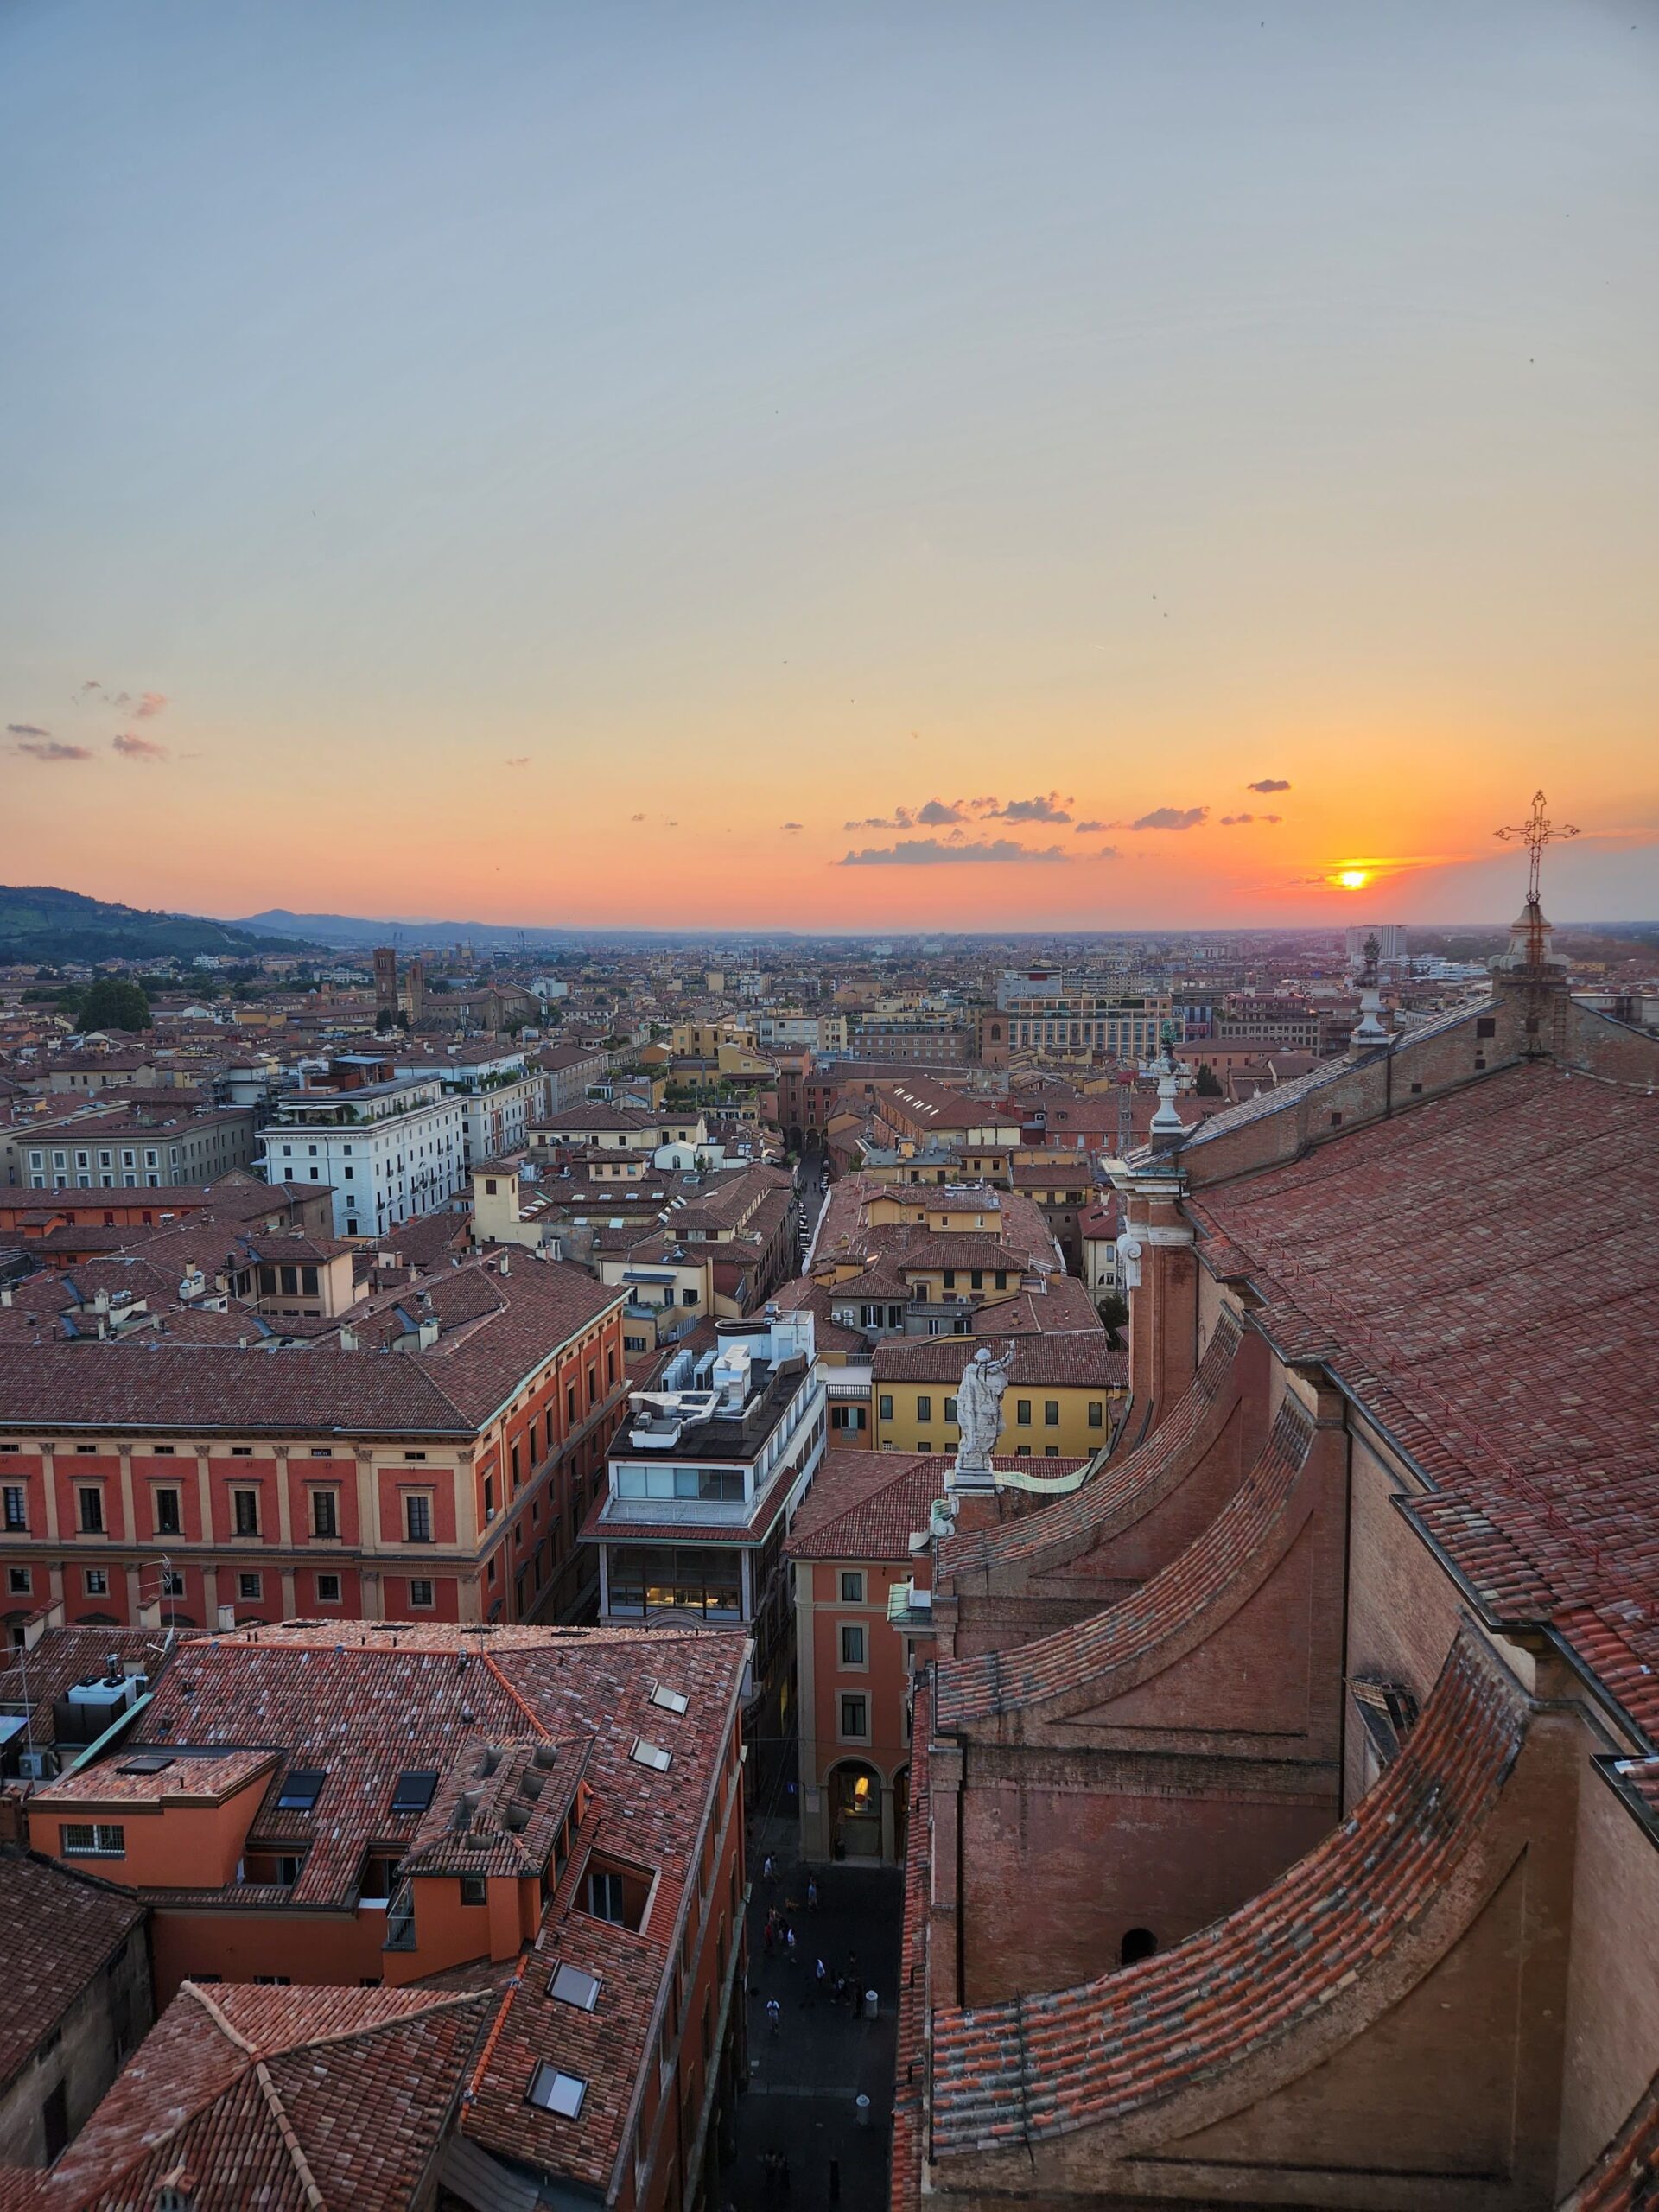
top-left (954, 1343), bottom-right (1014, 1473)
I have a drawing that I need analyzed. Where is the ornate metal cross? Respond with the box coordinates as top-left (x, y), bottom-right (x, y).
top-left (1495, 790), bottom-right (1578, 906)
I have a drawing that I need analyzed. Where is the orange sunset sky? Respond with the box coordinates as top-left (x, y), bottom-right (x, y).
top-left (3, 3), bottom-right (1656, 932)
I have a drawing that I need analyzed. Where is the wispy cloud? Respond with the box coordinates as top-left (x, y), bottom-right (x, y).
top-left (1093, 844), bottom-right (1122, 859)
top-left (1248, 778), bottom-right (1291, 793)
top-left (840, 837), bottom-right (1068, 866)
top-left (504, 755), bottom-right (531, 768)
top-left (133, 691), bottom-right (168, 720)
top-left (630, 812), bottom-right (645, 823)
top-left (843, 809), bottom-right (914, 830)
top-left (1130, 804), bottom-right (1208, 831)
top-left (13, 736), bottom-right (93, 763)
top-left (781, 821), bottom-right (804, 831)
top-left (1073, 819), bottom-right (1108, 834)
top-left (7, 722), bottom-right (52, 739)
top-left (1219, 811), bottom-right (1282, 826)
top-left (112, 732), bottom-right (168, 761)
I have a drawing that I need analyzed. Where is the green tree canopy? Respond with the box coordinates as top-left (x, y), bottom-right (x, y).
top-left (75, 977), bottom-right (152, 1033)
top-left (1193, 1063), bottom-right (1223, 1097)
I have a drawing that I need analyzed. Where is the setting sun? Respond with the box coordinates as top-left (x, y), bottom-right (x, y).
top-left (1336, 868), bottom-right (1370, 890)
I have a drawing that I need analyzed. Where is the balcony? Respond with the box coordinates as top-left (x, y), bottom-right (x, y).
top-left (887, 1579), bottom-right (935, 1634)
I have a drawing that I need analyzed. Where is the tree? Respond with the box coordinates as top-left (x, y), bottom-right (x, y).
top-left (76, 977), bottom-right (152, 1033)
top-left (375, 1006), bottom-right (397, 1033)
top-left (1097, 1292), bottom-right (1129, 1349)
top-left (1193, 1063), bottom-right (1223, 1097)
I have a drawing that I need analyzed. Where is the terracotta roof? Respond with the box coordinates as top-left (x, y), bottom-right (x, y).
top-left (787, 1452), bottom-right (1093, 1562)
top-left (935, 1395), bottom-right (1314, 1728)
top-left (0, 1851), bottom-right (147, 2093)
top-left (938, 1308), bottom-right (1243, 1585)
top-left (1561, 2074), bottom-right (1659, 2210)
top-left (35, 1980), bottom-right (489, 2212)
top-left (1188, 1063), bottom-right (1659, 1738)
top-left (929, 1635), bottom-right (1525, 2158)
top-left (874, 1332), bottom-right (1120, 1391)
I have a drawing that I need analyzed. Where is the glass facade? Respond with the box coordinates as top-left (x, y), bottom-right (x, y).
top-left (607, 1545), bottom-right (743, 1620)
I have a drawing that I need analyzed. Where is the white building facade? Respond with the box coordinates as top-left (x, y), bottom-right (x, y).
top-left (258, 1074), bottom-right (467, 1237)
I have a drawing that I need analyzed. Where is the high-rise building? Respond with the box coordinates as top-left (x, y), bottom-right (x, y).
top-left (1344, 922), bottom-right (1407, 966)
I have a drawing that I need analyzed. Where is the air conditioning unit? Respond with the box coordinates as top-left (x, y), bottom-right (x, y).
top-left (17, 1748), bottom-right (59, 1782)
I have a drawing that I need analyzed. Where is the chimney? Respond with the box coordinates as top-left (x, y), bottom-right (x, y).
top-left (340, 1326), bottom-right (358, 1351)
top-left (216, 1603), bottom-right (237, 1632)
top-left (417, 1316), bottom-right (440, 1351)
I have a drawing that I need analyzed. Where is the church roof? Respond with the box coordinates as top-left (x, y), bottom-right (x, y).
top-left (1187, 1060), bottom-right (1659, 1745)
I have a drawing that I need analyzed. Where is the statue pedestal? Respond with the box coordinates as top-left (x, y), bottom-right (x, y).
top-left (948, 1452), bottom-right (996, 1497)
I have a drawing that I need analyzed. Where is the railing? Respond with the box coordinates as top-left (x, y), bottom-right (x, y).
top-left (383, 1888), bottom-right (417, 1950)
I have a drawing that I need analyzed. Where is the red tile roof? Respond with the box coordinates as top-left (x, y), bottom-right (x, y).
top-left (935, 1395), bottom-right (1314, 1728)
top-left (35, 1980), bottom-right (489, 2212)
top-left (0, 1851), bottom-right (147, 2093)
top-left (929, 1634), bottom-right (1524, 2158)
top-left (786, 1452), bottom-right (1092, 1563)
top-left (1561, 2074), bottom-right (1659, 2210)
top-left (1187, 1063), bottom-right (1659, 1737)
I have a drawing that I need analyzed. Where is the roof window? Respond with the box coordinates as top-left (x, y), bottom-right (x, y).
top-left (276, 1768), bottom-right (327, 1811)
top-left (390, 1769), bottom-right (439, 1814)
top-left (630, 1738), bottom-right (671, 1772)
top-left (548, 1961), bottom-right (602, 2011)
top-left (526, 2063), bottom-right (587, 2118)
top-left (117, 1754), bottom-right (174, 1776)
top-left (648, 1682), bottom-right (689, 1717)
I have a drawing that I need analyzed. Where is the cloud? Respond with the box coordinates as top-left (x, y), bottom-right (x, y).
top-left (995, 791), bottom-right (1072, 823)
top-left (133, 692), bottom-right (168, 720)
top-left (504, 755), bottom-right (531, 768)
top-left (1131, 804), bottom-right (1208, 831)
top-left (77, 680), bottom-right (102, 697)
top-left (630, 812), bottom-right (645, 822)
top-left (1093, 844), bottom-right (1122, 859)
top-left (781, 821), bottom-right (804, 831)
top-left (840, 837), bottom-right (1068, 866)
top-left (112, 732), bottom-right (168, 761)
top-left (13, 737), bottom-right (93, 762)
top-left (7, 722), bottom-right (52, 739)
top-left (843, 809), bottom-right (914, 830)
top-left (1219, 812), bottom-right (1280, 825)
top-left (1248, 778), bottom-right (1291, 793)
top-left (916, 798), bottom-right (967, 825)
top-left (1073, 819), bottom-right (1107, 834)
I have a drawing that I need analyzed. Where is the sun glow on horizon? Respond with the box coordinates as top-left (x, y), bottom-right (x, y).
top-left (1336, 868), bottom-right (1371, 890)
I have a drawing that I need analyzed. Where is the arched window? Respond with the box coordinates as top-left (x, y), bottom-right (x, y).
top-left (1120, 1927), bottom-right (1157, 1966)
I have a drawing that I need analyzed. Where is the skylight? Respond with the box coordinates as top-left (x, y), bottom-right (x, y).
top-left (549, 1961), bottom-right (601, 2012)
top-left (276, 1767), bottom-right (327, 1810)
top-left (526, 2063), bottom-right (587, 2118)
top-left (648, 1683), bottom-right (689, 1717)
top-left (629, 1738), bottom-right (672, 1772)
top-left (390, 1769), bottom-right (439, 1815)
top-left (117, 1755), bottom-right (174, 1776)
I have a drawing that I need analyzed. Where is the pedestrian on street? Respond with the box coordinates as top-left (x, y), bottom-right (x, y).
top-left (814, 1956), bottom-right (827, 1993)
top-left (766, 1997), bottom-right (781, 2039)
top-left (806, 1873), bottom-right (818, 1911)
top-left (763, 1852), bottom-right (776, 1889)
top-left (785, 1924), bottom-right (798, 1966)
top-left (762, 1915), bottom-right (774, 1956)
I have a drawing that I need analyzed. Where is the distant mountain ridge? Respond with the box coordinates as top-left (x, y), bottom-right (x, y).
top-left (0, 885), bottom-right (323, 965)
top-left (231, 907), bottom-right (585, 950)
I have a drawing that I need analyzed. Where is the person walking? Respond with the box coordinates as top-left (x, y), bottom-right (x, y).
top-left (785, 1924), bottom-right (798, 1967)
top-left (765, 1996), bottom-right (781, 2039)
top-left (814, 1955), bottom-right (827, 1995)
top-left (806, 1873), bottom-right (818, 1912)
top-left (762, 1852), bottom-right (776, 1890)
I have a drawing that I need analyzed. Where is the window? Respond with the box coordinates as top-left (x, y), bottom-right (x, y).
top-left (1044, 1400), bottom-right (1059, 1427)
top-left (461, 1874), bottom-right (488, 1906)
top-left (878, 1395), bottom-right (893, 1422)
top-left (1014, 1400), bottom-right (1032, 1427)
top-left (1476, 1016), bottom-right (1497, 1039)
top-left (311, 1490), bottom-right (339, 1538)
top-left (404, 1495), bottom-right (433, 1544)
top-left (276, 1768), bottom-right (327, 1811)
top-left (232, 1489), bottom-right (259, 1536)
top-left (316, 1573), bottom-right (341, 1605)
top-left (840, 1624), bottom-right (866, 1667)
top-left (526, 2064), bottom-right (586, 2119)
top-left (915, 1395), bottom-right (931, 1423)
top-left (9, 1567), bottom-right (31, 1594)
top-left (160, 1570), bottom-right (185, 1598)
top-left (409, 1578), bottom-right (435, 1609)
top-left (839, 1694), bottom-right (868, 1739)
top-left (1088, 1402), bottom-right (1103, 1428)
top-left (587, 1868), bottom-right (626, 1923)
top-left (1120, 1927), bottom-right (1158, 1966)
top-left (61, 1822), bottom-right (125, 1856)
top-left (391, 1770), bottom-right (439, 1815)
top-left (79, 1486), bottom-right (105, 1533)
top-left (85, 1568), bottom-right (110, 1597)
top-left (630, 1738), bottom-right (672, 1772)
top-left (3, 1486), bottom-right (26, 1531)
top-left (649, 1681), bottom-right (690, 1716)
top-left (549, 1961), bottom-right (601, 2011)
top-left (840, 1571), bottom-right (865, 1604)
top-left (238, 1573), bottom-right (264, 1600)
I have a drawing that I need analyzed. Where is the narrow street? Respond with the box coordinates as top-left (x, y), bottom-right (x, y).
top-left (723, 1758), bottom-right (903, 2209)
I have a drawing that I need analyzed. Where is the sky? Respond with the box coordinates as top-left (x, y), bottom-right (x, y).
top-left (3, 1), bottom-right (1656, 932)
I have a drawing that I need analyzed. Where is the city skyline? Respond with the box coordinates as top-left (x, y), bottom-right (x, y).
top-left (3, 2), bottom-right (1656, 928)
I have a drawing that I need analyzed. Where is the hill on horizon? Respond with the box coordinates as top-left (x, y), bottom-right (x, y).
top-left (0, 885), bottom-right (323, 966)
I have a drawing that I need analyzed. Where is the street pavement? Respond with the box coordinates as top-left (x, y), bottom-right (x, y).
top-left (719, 1806), bottom-right (903, 2210)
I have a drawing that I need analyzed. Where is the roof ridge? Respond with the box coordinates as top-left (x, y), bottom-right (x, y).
top-left (251, 2055), bottom-right (328, 2212)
